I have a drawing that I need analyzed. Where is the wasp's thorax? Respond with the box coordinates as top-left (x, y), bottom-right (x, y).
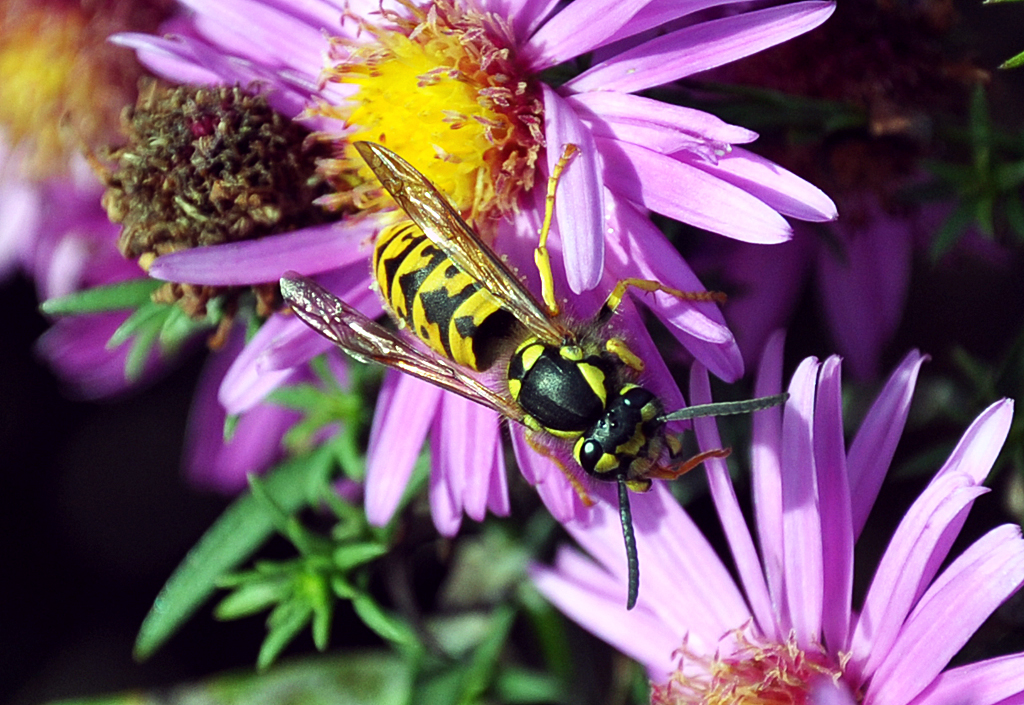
top-left (507, 338), bottom-right (666, 480)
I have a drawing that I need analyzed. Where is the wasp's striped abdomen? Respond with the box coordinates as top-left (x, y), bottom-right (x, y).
top-left (373, 220), bottom-right (513, 371)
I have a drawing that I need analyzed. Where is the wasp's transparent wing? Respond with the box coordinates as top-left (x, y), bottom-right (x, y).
top-left (281, 274), bottom-right (527, 423)
top-left (354, 141), bottom-right (567, 343)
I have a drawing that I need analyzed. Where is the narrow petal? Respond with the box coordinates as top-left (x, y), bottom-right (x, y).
top-left (695, 147), bottom-right (837, 222)
top-left (449, 396), bottom-right (506, 522)
top-left (751, 331), bottom-right (787, 623)
top-left (567, 91), bottom-right (758, 147)
top-left (520, 0), bottom-right (653, 71)
top-left (430, 409), bottom-right (465, 537)
top-left (543, 86), bottom-right (604, 292)
top-left (497, 0), bottom-right (560, 42)
top-left (605, 198), bottom-right (744, 382)
top-left (111, 33), bottom-right (224, 85)
top-left (815, 356), bottom-right (853, 653)
top-left (564, 484), bottom-right (752, 649)
top-left (148, 222), bottom-right (375, 285)
top-left (510, 427), bottom-right (586, 524)
top-left (907, 652), bottom-right (1024, 705)
top-left (365, 373), bottom-right (441, 526)
top-left (600, 139), bottom-right (793, 244)
top-left (815, 210), bottom-right (912, 380)
top-left (847, 350), bottom-right (927, 537)
top-left (486, 440), bottom-right (511, 517)
top-left (867, 525), bottom-right (1024, 705)
top-left (850, 473), bottom-right (989, 687)
top-left (602, 0), bottom-right (753, 47)
top-left (531, 550), bottom-right (683, 681)
top-left (934, 398), bottom-right (1015, 485)
top-left (780, 357), bottom-right (823, 647)
top-left (566, 2), bottom-right (836, 93)
top-left (177, 0), bottom-right (328, 73)
top-left (690, 363), bottom-right (776, 638)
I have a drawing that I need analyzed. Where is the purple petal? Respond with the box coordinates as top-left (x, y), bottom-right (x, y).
top-left (751, 331), bottom-right (787, 621)
top-left (815, 356), bottom-right (853, 653)
top-left (488, 0), bottom-right (560, 41)
top-left (568, 92), bottom-right (758, 146)
top-left (780, 356), bottom-right (823, 647)
top-left (605, 198), bottom-right (744, 382)
top-left (690, 363), bottom-right (776, 638)
top-left (810, 679), bottom-right (859, 705)
top-left (695, 147), bottom-right (837, 222)
top-left (442, 393), bottom-right (507, 523)
top-left (849, 472), bottom-right (989, 688)
top-left (866, 525), bottom-right (1024, 705)
top-left (521, 0), bottom-right (654, 71)
top-left (691, 236), bottom-right (812, 371)
top-left (218, 314), bottom-right (326, 413)
top-left (602, 0), bottom-right (754, 48)
top-left (510, 427), bottom-right (586, 523)
top-left (531, 548), bottom-right (683, 681)
top-left (184, 328), bottom-right (300, 493)
top-left (543, 86), bottom-right (605, 292)
top-left (907, 653), bottom-right (1024, 705)
top-left (149, 222), bottom-right (376, 285)
top-left (934, 398), bottom-right (1014, 485)
top-left (815, 210), bottom-right (912, 380)
top-left (565, 484), bottom-right (752, 650)
top-left (177, 0), bottom-right (329, 74)
top-left (847, 350), bottom-right (927, 537)
top-left (600, 139), bottom-right (793, 244)
top-left (566, 1), bottom-right (836, 93)
top-left (35, 313), bottom-right (165, 399)
top-left (430, 410), bottom-right (465, 537)
top-left (486, 440), bottom-right (511, 516)
top-left (111, 32), bottom-right (223, 85)
top-left (365, 372), bottom-right (442, 526)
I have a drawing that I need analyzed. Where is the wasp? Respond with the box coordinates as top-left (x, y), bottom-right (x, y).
top-left (281, 141), bottom-right (787, 609)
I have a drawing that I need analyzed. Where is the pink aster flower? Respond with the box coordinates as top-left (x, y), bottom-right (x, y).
top-left (533, 334), bottom-right (1023, 704)
top-left (111, 0), bottom-right (837, 531)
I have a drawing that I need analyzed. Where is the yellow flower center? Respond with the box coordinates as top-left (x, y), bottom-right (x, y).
top-left (315, 0), bottom-right (544, 234)
top-left (0, 1), bottom-right (157, 178)
top-left (652, 631), bottom-right (856, 705)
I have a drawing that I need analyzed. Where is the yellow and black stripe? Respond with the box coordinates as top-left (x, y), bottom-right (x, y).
top-left (373, 220), bottom-right (513, 371)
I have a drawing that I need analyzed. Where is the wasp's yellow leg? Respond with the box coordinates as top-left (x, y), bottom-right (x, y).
top-left (526, 432), bottom-right (594, 507)
top-left (647, 448), bottom-right (731, 481)
top-left (602, 278), bottom-right (728, 320)
top-left (535, 144), bottom-right (580, 318)
top-left (605, 337), bottom-right (645, 373)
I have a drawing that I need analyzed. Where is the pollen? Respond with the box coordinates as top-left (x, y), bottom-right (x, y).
top-left (652, 631), bottom-right (856, 705)
top-left (315, 0), bottom-right (544, 234)
top-left (0, 0), bottom-right (165, 178)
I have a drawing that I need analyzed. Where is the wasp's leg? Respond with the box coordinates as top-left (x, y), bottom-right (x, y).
top-left (599, 278), bottom-right (727, 323)
top-left (535, 144), bottom-right (579, 318)
top-left (525, 431), bottom-right (594, 507)
top-left (646, 448), bottom-right (731, 481)
top-left (605, 337), bottom-right (645, 372)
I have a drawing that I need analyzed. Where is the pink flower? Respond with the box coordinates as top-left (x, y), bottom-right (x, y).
top-left (533, 333), bottom-right (1023, 704)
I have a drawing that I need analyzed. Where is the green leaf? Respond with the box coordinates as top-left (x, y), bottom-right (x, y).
top-left (456, 606), bottom-right (516, 705)
top-left (351, 593), bottom-right (418, 647)
top-left (45, 652), bottom-right (413, 705)
top-left (39, 278), bottom-right (162, 316)
top-left (214, 580), bottom-right (289, 620)
top-left (929, 201), bottom-right (975, 261)
top-left (494, 668), bottom-right (564, 704)
top-left (1001, 49), bottom-right (1024, 68)
top-left (259, 601), bottom-right (315, 670)
top-left (134, 446), bottom-right (335, 661)
top-left (333, 543), bottom-right (389, 571)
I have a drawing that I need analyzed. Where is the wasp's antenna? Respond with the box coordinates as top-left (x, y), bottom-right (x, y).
top-left (618, 476), bottom-right (640, 610)
top-left (659, 393), bottom-right (789, 423)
